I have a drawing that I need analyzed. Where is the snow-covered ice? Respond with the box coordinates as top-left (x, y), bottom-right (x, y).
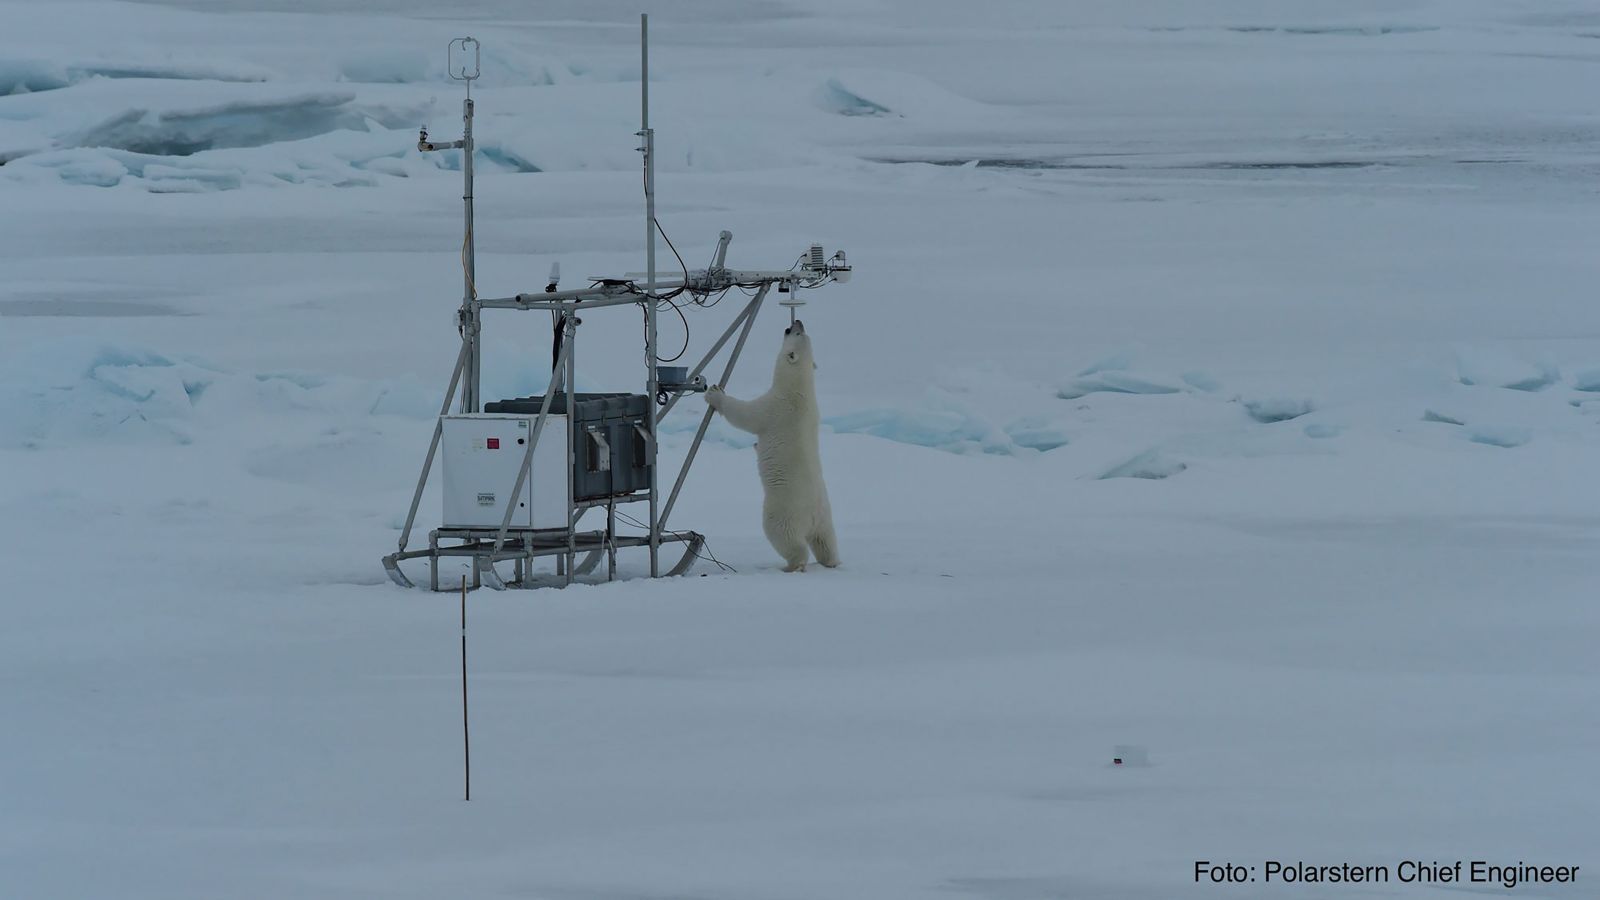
top-left (3, 0), bottom-right (1600, 897)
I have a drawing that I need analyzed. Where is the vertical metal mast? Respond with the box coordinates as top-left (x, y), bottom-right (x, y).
top-left (461, 87), bottom-right (479, 413)
top-left (423, 36), bottom-right (481, 415)
top-left (640, 13), bottom-right (661, 576)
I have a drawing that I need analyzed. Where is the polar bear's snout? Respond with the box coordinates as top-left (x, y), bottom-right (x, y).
top-left (785, 320), bottom-right (805, 336)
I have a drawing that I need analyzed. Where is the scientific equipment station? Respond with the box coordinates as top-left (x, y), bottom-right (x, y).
top-left (382, 20), bottom-right (853, 590)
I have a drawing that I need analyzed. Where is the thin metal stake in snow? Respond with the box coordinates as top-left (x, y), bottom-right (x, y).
top-left (461, 575), bottom-right (471, 802)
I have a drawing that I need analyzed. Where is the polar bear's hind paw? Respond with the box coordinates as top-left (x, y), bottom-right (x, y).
top-left (809, 532), bottom-right (840, 568)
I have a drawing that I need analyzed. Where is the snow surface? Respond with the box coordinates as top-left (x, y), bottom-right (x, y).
top-left (4, 0), bottom-right (1600, 897)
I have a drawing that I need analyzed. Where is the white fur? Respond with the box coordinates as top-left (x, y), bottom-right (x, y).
top-left (704, 321), bottom-right (839, 572)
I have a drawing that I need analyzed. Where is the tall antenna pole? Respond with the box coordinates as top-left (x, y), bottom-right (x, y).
top-left (446, 37), bottom-right (481, 413)
top-left (462, 92), bottom-right (479, 413)
top-left (641, 13), bottom-right (661, 577)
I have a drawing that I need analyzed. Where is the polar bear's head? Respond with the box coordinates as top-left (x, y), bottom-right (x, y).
top-left (773, 319), bottom-right (816, 387)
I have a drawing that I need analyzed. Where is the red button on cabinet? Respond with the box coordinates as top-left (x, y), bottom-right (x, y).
top-left (487, 438), bottom-right (500, 450)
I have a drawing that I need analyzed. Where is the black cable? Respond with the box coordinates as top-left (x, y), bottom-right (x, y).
top-left (613, 508), bottom-right (737, 574)
top-left (638, 210), bottom-right (693, 363)
top-left (654, 216), bottom-right (692, 298)
top-left (640, 161), bottom-right (691, 302)
top-left (636, 160), bottom-right (692, 359)
top-left (695, 286), bottom-right (731, 309)
top-left (656, 299), bottom-right (689, 363)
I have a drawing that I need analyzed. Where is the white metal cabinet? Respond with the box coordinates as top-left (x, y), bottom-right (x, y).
top-left (440, 414), bottom-right (567, 529)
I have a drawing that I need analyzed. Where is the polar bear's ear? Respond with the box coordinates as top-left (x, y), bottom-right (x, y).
top-left (813, 362), bottom-right (818, 370)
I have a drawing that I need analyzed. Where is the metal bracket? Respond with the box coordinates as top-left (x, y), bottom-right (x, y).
top-left (449, 37), bottom-right (481, 83)
top-left (587, 430), bottom-right (611, 472)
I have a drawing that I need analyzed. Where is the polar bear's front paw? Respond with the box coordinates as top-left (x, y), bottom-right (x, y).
top-left (704, 385), bottom-right (724, 411)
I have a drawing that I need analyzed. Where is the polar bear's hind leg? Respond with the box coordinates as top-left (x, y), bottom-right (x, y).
top-left (776, 539), bottom-right (809, 572)
top-left (764, 512), bottom-right (811, 572)
top-left (808, 522), bottom-right (840, 568)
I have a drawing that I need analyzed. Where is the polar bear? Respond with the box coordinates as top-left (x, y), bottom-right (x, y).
top-left (704, 320), bottom-right (839, 572)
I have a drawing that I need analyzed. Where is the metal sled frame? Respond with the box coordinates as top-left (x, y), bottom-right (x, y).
top-left (383, 276), bottom-right (781, 590)
top-left (381, 18), bottom-right (850, 590)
